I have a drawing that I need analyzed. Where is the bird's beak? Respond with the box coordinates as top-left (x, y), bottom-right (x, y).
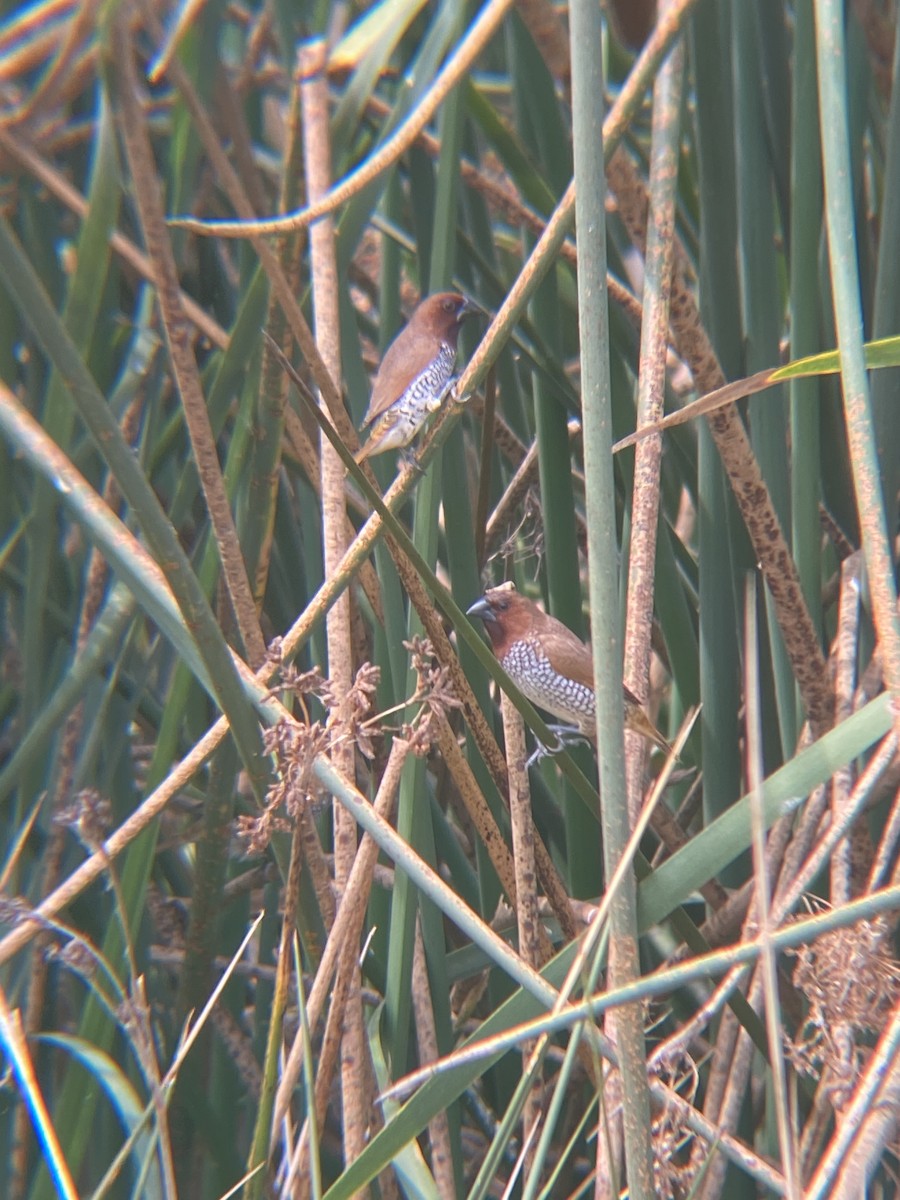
top-left (466, 596), bottom-right (496, 623)
top-left (460, 296), bottom-right (483, 320)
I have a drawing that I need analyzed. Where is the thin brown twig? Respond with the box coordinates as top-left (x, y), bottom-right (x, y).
top-left (277, 737), bottom-right (410, 1145)
top-left (300, 37), bottom-right (370, 1183)
top-left (501, 692), bottom-right (544, 1182)
top-left (172, 0), bottom-right (519, 237)
top-left (622, 20), bottom-right (683, 829)
top-left (113, 14), bottom-right (266, 666)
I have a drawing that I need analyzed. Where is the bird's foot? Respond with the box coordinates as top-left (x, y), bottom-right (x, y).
top-left (444, 375), bottom-right (467, 406)
top-left (526, 723), bottom-right (592, 768)
top-left (398, 447), bottom-right (425, 476)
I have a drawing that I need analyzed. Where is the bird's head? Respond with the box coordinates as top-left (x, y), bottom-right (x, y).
top-left (466, 582), bottom-right (535, 653)
top-left (418, 292), bottom-right (481, 344)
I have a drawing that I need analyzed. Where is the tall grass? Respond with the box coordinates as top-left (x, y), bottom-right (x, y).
top-left (0, 0), bottom-right (899, 1197)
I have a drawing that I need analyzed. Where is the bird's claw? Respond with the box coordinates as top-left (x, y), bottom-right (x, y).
top-left (399, 447), bottom-right (425, 476)
top-left (449, 379), bottom-right (470, 406)
top-left (525, 743), bottom-right (550, 769)
top-left (525, 724), bottom-right (592, 768)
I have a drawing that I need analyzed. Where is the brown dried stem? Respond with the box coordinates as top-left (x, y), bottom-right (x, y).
top-left (113, 15), bottom-right (266, 666)
top-left (607, 145), bottom-right (833, 737)
top-left (501, 692), bottom-right (544, 1182)
top-left (623, 20), bottom-right (683, 828)
top-left (412, 918), bottom-right (456, 1199)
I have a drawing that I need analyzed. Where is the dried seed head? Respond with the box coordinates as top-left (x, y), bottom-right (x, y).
top-left (55, 788), bottom-right (113, 851)
top-left (650, 1050), bottom-right (702, 1200)
top-left (787, 905), bottom-right (900, 1102)
top-left (243, 661), bottom-right (381, 852)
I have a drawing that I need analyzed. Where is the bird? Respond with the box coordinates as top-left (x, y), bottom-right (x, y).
top-left (354, 292), bottom-right (479, 464)
top-left (466, 582), bottom-right (671, 758)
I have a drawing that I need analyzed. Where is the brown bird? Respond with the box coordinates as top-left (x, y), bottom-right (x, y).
top-left (467, 582), bottom-right (671, 757)
top-left (355, 292), bottom-right (479, 463)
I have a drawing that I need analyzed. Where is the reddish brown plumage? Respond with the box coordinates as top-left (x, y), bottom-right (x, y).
top-left (355, 292), bottom-right (478, 462)
top-left (467, 582), bottom-right (670, 753)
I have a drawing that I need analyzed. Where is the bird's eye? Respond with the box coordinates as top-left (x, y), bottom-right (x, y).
top-left (443, 298), bottom-right (455, 312)
top-left (497, 599), bottom-right (509, 612)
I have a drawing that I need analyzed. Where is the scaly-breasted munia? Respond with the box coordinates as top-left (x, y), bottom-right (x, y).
top-left (355, 292), bottom-right (479, 463)
top-left (467, 582), bottom-right (671, 756)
